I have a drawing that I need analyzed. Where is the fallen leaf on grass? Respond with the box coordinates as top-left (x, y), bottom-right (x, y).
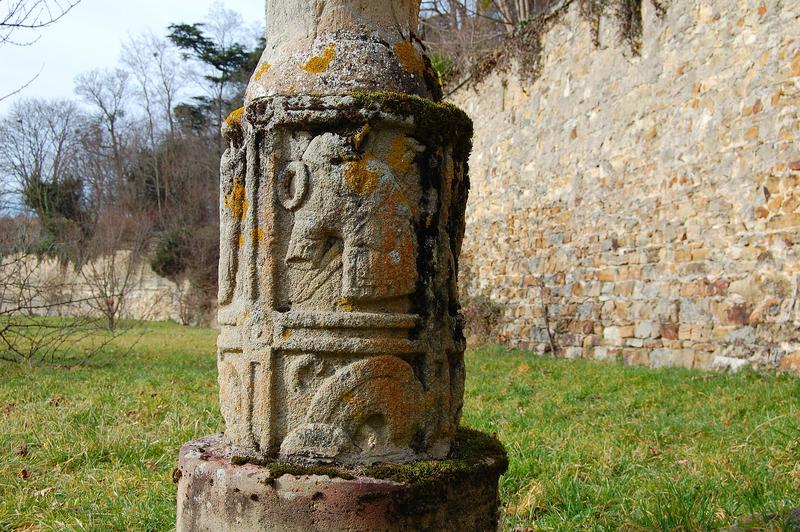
top-left (46, 395), bottom-right (64, 407)
top-left (18, 469), bottom-right (30, 479)
top-left (511, 363), bottom-right (531, 377)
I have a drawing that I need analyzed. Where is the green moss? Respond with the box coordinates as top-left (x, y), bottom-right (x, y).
top-left (350, 90), bottom-right (473, 162)
top-left (230, 456), bottom-right (356, 480)
top-left (362, 428), bottom-right (508, 486)
top-left (229, 428), bottom-right (506, 486)
top-left (351, 91), bottom-right (472, 139)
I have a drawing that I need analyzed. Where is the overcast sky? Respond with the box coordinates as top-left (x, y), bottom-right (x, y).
top-left (0, 0), bottom-right (265, 114)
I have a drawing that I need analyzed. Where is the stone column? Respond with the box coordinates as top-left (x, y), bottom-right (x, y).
top-left (176, 1), bottom-right (507, 530)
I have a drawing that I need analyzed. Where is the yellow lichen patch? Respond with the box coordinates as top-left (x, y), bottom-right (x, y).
top-left (239, 234), bottom-right (245, 248)
top-left (303, 45), bottom-right (336, 74)
top-left (790, 52), bottom-right (800, 78)
top-left (224, 180), bottom-right (248, 221)
top-left (251, 227), bottom-right (265, 245)
top-left (363, 193), bottom-right (418, 297)
top-left (394, 41), bottom-right (425, 75)
top-left (337, 298), bottom-right (354, 312)
top-left (388, 135), bottom-right (413, 175)
top-left (254, 63), bottom-right (271, 82)
top-left (225, 107), bottom-right (245, 128)
top-left (344, 159), bottom-right (380, 195)
top-left (353, 123), bottom-right (371, 150)
top-left (282, 329), bottom-right (292, 340)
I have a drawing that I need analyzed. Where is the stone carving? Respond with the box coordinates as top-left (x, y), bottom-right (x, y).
top-left (177, 2), bottom-right (510, 530)
top-left (212, 0), bottom-right (471, 468)
top-left (217, 96), bottom-right (471, 466)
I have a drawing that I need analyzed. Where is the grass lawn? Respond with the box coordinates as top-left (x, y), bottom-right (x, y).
top-left (0, 322), bottom-right (798, 530)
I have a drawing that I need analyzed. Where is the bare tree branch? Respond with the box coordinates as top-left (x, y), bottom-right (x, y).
top-left (1, 0), bottom-right (80, 44)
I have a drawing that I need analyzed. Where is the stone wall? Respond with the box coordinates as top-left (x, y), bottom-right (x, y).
top-left (1, 252), bottom-right (190, 324)
top-left (451, 0), bottom-right (800, 371)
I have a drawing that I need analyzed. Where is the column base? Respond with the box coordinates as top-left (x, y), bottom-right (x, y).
top-left (175, 430), bottom-right (507, 532)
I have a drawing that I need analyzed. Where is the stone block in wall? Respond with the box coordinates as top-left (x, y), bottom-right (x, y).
top-left (634, 321), bottom-right (660, 339)
top-left (711, 356), bottom-right (751, 373)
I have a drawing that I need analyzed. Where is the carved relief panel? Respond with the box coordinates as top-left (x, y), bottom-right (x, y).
top-left (217, 95), bottom-right (471, 466)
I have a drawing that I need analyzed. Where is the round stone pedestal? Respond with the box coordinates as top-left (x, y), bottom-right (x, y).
top-left (176, 432), bottom-right (507, 532)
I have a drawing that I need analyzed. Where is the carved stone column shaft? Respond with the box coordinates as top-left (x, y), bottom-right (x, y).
top-left (218, 93), bottom-right (471, 466)
top-left (177, 2), bottom-right (507, 530)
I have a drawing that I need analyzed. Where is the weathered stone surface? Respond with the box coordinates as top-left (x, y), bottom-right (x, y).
top-left (246, 0), bottom-right (441, 103)
top-left (218, 94), bottom-right (471, 466)
top-left (180, 1), bottom-right (488, 527)
top-left (176, 434), bottom-right (507, 532)
top-left (451, 0), bottom-right (800, 372)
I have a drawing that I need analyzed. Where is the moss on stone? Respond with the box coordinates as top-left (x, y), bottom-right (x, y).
top-left (363, 428), bottom-right (508, 486)
top-left (230, 428), bottom-right (507, 486)
top-left (351, 91), bottom-right (473, 162)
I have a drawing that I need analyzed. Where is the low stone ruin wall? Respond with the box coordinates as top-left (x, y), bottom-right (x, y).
top-left (452, 0), bottom-right (800, 371)
top-left (0, 252), bottom-right (190, 324)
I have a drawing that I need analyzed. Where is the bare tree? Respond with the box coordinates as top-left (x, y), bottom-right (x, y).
top-left (0, 221), bottom-right (121, 366)
top-left (75, 69), bottom-right (132, 189)
top-left (76, 205), bottom-right (154, 331)
top-left (0, 98), bottom-right (86, 261)
top-left (1, 0), bottom-right (82, 101)
top-left (121, 33), bottom-right (188, 220)
top-left (1, 0), bottom-right (80, 45)
top-left (0, 98), bottom-right (83, 199)
top-left (420, 0), bottom-right (556, 81)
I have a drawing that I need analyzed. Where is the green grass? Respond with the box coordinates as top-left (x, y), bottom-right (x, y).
top-left (1, 324), bottom-right (798, 531)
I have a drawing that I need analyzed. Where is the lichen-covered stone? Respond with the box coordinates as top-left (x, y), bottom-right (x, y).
top-left (246, 0), bottom-right (441, 103)
top-left (218, 93), bottom-right (471, 466)
top-left (215, 0), bottom-right (473, 469)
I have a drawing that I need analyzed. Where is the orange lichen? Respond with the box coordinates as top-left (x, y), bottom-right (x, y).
top-left (790, 52), bottom-right (800, 78)
top-left (353, 123), bottom-right (371, 150)
top-left (254, 63), bottom-right (272, 82)
top-left (303, 45), bottom-right (336, 74)
top-left (394, 41), bottom-right (425, 75)
top-left (344, 159), bottom-right (380, 195)
top-left (224, 180), bottom-right (248, 221)
top-left (238, 227), bottom-right (264, 248)
top-left (225, 107), bottom-right (245, 128)
top-left (372, 224), bottom-right (416, 295)
top-left (388, 135), bottom-right (413, 175)
top-left (251, 227), bottom-right (265, 245)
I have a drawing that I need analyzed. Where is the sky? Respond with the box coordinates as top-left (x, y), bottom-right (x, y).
top-left (0, 0), bottom-right (265, 114)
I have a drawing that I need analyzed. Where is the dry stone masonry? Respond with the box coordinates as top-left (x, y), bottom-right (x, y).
top-left (452, 0), bottom-right (800, 372)
top-left (177, 1), bottom-right (506, 530)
